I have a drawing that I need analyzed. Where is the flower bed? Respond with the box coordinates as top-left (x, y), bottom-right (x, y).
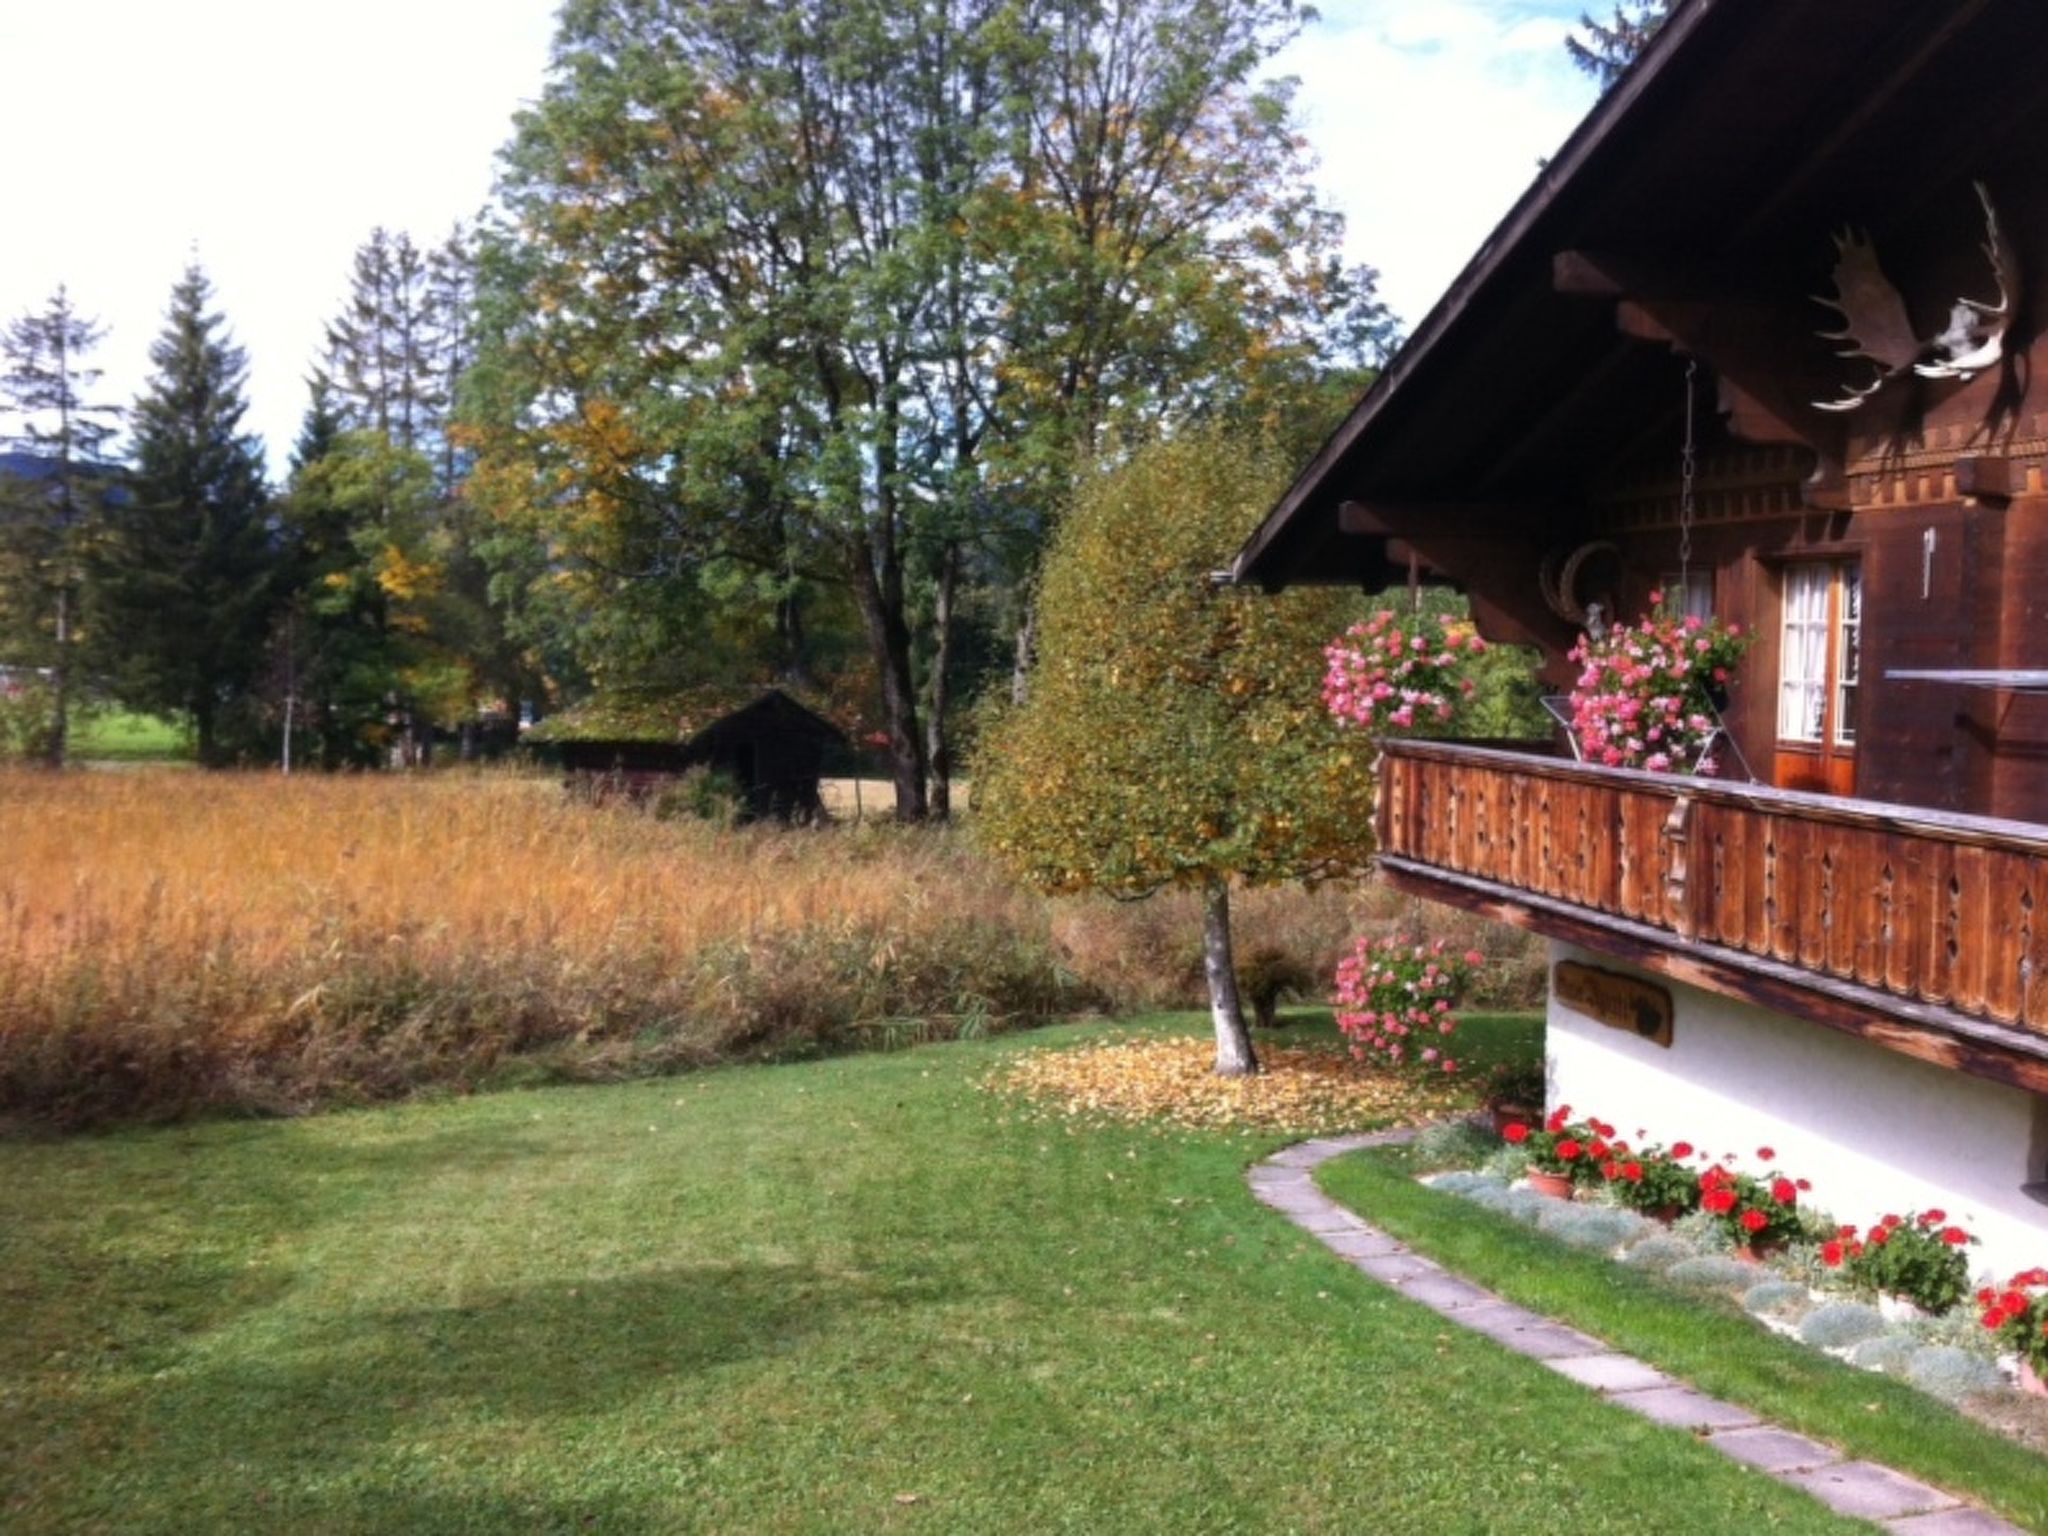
top-left (1460, 1109), bottom-right (2043, 1406)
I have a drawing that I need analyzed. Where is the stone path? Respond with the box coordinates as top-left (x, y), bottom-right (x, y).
top-left (1252, 1131), bottom-right (2024, 1536)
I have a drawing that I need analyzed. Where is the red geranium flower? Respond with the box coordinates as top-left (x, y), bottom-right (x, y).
top-left (1794, 1179), bottom-right (1811, 1192)
top-left (1984, 1307), bottom-right (2009, 1330)
top-left (1770, 1178), bottom-right (1797, 1205)
top-left (1838, 1224), bottom-right (1859, 1240)
top-left (1756, 1146), bottom-right (1775, 1161)
top-left (1869, 1227), bottom-right (1890, 1246)
top-left (1940, 1227), bottom-right (1970, 1246)
top-left (1739, 1209), bottom-right (1769, 1233)
top-left (1555, 1138), bottom-right (1583, 1161)
top-left (1503, 1123), bottom-right (1530, 1144)
top-left (1880, 1213), bottom-right (1903, 1227)
top-left (1588, 1139), bottom-right (1610, 1160)
top-left (1702, 1188), bottom-right (1737, 1215)
top-left (1621, 1162), bottom-right (1644, 1183)
top-left (1918, 1209), bottom-right (1946, 1226)
top-left (1599, 1160), bottom-right (1620, 1181)
top-left (1821, 1241), bottom-right (1846, 1267)
top-left (1670, 1141), bottom-right (1694, 1159)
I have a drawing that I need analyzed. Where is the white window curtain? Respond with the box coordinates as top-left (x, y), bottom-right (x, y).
top-left (1778, 565), bottom-right (1831, 743)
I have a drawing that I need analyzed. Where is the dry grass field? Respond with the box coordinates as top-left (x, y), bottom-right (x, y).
top-left (0, 769), bottom-right (1540, 1127)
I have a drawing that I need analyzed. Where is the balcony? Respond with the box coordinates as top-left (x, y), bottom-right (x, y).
top-left (1374, 739), bottom-right (2048, 1095)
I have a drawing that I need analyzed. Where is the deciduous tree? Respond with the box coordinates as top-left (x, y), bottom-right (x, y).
top-left (973, 430), bottom-right (1376, 1075)
top-left (470, 0), bottom-right (1391, 820)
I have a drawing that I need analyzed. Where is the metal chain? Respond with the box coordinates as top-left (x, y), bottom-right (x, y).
top-left (1678, 358), bottom-right (1698, 582)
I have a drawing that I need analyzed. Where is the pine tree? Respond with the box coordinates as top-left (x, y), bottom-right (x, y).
top-left (0, 286), bottom-right (121, 766)
top-left (323, 228), bottom-right (444, 453)
top-left (104, 264), bottom-right (278, 764)
top-left (1565, 3), bottom-right (1674, 86)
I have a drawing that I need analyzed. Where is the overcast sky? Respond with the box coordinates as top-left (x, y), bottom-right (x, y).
top-left (0, 0), bottom-right (1597, 476)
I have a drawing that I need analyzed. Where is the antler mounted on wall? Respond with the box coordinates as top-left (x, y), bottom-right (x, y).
top-left (1811, 182), bottom-right (2018, 412)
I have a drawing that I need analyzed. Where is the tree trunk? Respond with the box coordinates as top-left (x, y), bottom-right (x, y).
top-left (46, 586), bottom-right (70, 769)
top-left (1010, 598), bottom-right (1037, 706)
top-left (1201, 878), bottom-right (1258, 1076)
top-left (849, 537), bottom-right (927, 821)
top-left (926, 539), bottom-right (959, 820)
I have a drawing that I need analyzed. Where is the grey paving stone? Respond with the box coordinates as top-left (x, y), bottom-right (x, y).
top-left (1318, 1229), bottom-right (1408, 1260)
top-left (1456, 1302), bottom-right (1607, 1360)
top-left (1885, 1508), bottom-right (2027, 1535)
top-left (1264, 1146), bottom-right (1328, 1169)
top-left (1608, 1386), bottom-right (1760, 1431)
top-left (1704, 1426), bottom-right (1839, 1474)
top-left (1544, 1353), bottom-right (1676, 1394)
top-left (1353, 1252), bottom-right (1441, 1285)
top-left (1399, 1272), bottom-right (1496, 1312)
top-left (1294, 1210), bottom-right (1370, 1236)
top-left (1777, 1462), bottom-right (1957, 1521)
top-left (1247, 1167), bottom-right (1312, 1191)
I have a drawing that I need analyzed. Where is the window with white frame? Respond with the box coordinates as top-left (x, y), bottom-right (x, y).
top-left (1777, 562), bottom-right (1861, 748)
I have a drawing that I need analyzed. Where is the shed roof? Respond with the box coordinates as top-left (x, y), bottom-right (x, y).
top-left (527, 684), bottom-right (851, 749)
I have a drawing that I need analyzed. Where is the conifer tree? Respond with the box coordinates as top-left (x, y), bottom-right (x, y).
top-left (0, 286), bottom-right (121, 766)
top-left (1565, 2), bottom-right (1674, 86)
top-left (104, 264), bottom-right (278, 763)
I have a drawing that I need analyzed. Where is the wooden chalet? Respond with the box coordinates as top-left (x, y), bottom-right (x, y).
top-left (1234, 0), bottom-right (2048, 1267)
top-left (529, 686), bottom-right (850, 822)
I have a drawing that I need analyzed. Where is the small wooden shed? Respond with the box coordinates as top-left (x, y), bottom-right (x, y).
top-left (529, 685), bottom-right (850, 821)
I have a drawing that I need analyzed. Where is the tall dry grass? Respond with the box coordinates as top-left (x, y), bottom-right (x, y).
top-left (0, 770), bottom-right (1541, 1127)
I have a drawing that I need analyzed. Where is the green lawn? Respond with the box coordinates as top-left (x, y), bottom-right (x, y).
top-left (0, 1014), bottom-right (1898, 1533)
top-left (68, 708), bottom-right (192, 762)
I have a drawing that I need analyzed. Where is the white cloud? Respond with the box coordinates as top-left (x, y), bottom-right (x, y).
top-left (1272, 0), bottom-right (1600, 334)
top-left (0, 0), bottom-right (558, 473)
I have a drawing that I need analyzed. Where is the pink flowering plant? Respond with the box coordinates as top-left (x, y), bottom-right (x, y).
top-left (1566, 597), bottom-right (1747, 773)
top-left (1323, 610), bottom-right (1486, 735)
top-left (1332, 934), bottom-right (1477, 1074)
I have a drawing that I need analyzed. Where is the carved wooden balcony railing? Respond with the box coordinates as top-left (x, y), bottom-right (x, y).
top-left (1375, 739), bottom-right (2048, 1093)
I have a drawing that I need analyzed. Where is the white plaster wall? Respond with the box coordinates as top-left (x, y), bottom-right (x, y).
top-left (1546, 940), bottom-right (2048, 1279)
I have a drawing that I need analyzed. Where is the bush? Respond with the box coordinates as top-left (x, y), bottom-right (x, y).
top-left (1621, 1235), bottom-right (1697, 1273)
top-left (1428, 1170), bottom-right (1507, 1197)
top-left (1798, 1302), bottom-right (1888, 1349)
top-left (1850, 1334), bottom-right (1921, 1376)
top-left (1665, 1256), bottom-right (1757, 1291)
top-left (1537, 1204), bottom-right (1649, 1251)
top-left (654, 766), bottom-right (747, 824)
top-left (1413, 1118), bottom-right (1499, 1172)
top-left (1238, 944), bottom-right (1314, 1029)
top-left (1742, 1281), bottom-right (1811, 1319)
top-left (1904, 1346), bottom-right (2006, 1403)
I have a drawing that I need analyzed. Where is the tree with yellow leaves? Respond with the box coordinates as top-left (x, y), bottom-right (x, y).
top-left (975, 430), bottom-right (1376, 1076)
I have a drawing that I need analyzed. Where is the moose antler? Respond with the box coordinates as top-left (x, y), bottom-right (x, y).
top-left (1812, 182), bottom-right (2020, 412)
top-left (1811, 229), bottom-right (1920, 412)
top-left (1915, 181), bottom-right (2018, 381)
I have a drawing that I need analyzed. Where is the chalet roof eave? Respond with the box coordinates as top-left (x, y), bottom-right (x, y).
top-left (1229, 0), bottom-right (1724, 589)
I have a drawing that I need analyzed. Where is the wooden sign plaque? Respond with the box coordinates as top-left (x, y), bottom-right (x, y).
top-left (1554, 961), bottom-right (1674, 1047)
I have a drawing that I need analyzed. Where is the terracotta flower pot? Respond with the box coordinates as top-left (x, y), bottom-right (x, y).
top-left (1526, 1169), bottom-right (1574, 1200)
top-left (1733, 1239), bottom-right (1786, 1265)
top-left (1648, 1204), bottom-right (1683, 1225)
top-left (1491, 1103), bottom-right (1540, 1136)
top-left (2021, 1359), bottom-right (2048, 1398)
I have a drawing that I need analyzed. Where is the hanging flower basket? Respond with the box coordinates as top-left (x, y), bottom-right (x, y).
top-left (1565, 597), bottom-right (1748, 774)
top-left (1323, 610), bottom-right (1486, 736)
